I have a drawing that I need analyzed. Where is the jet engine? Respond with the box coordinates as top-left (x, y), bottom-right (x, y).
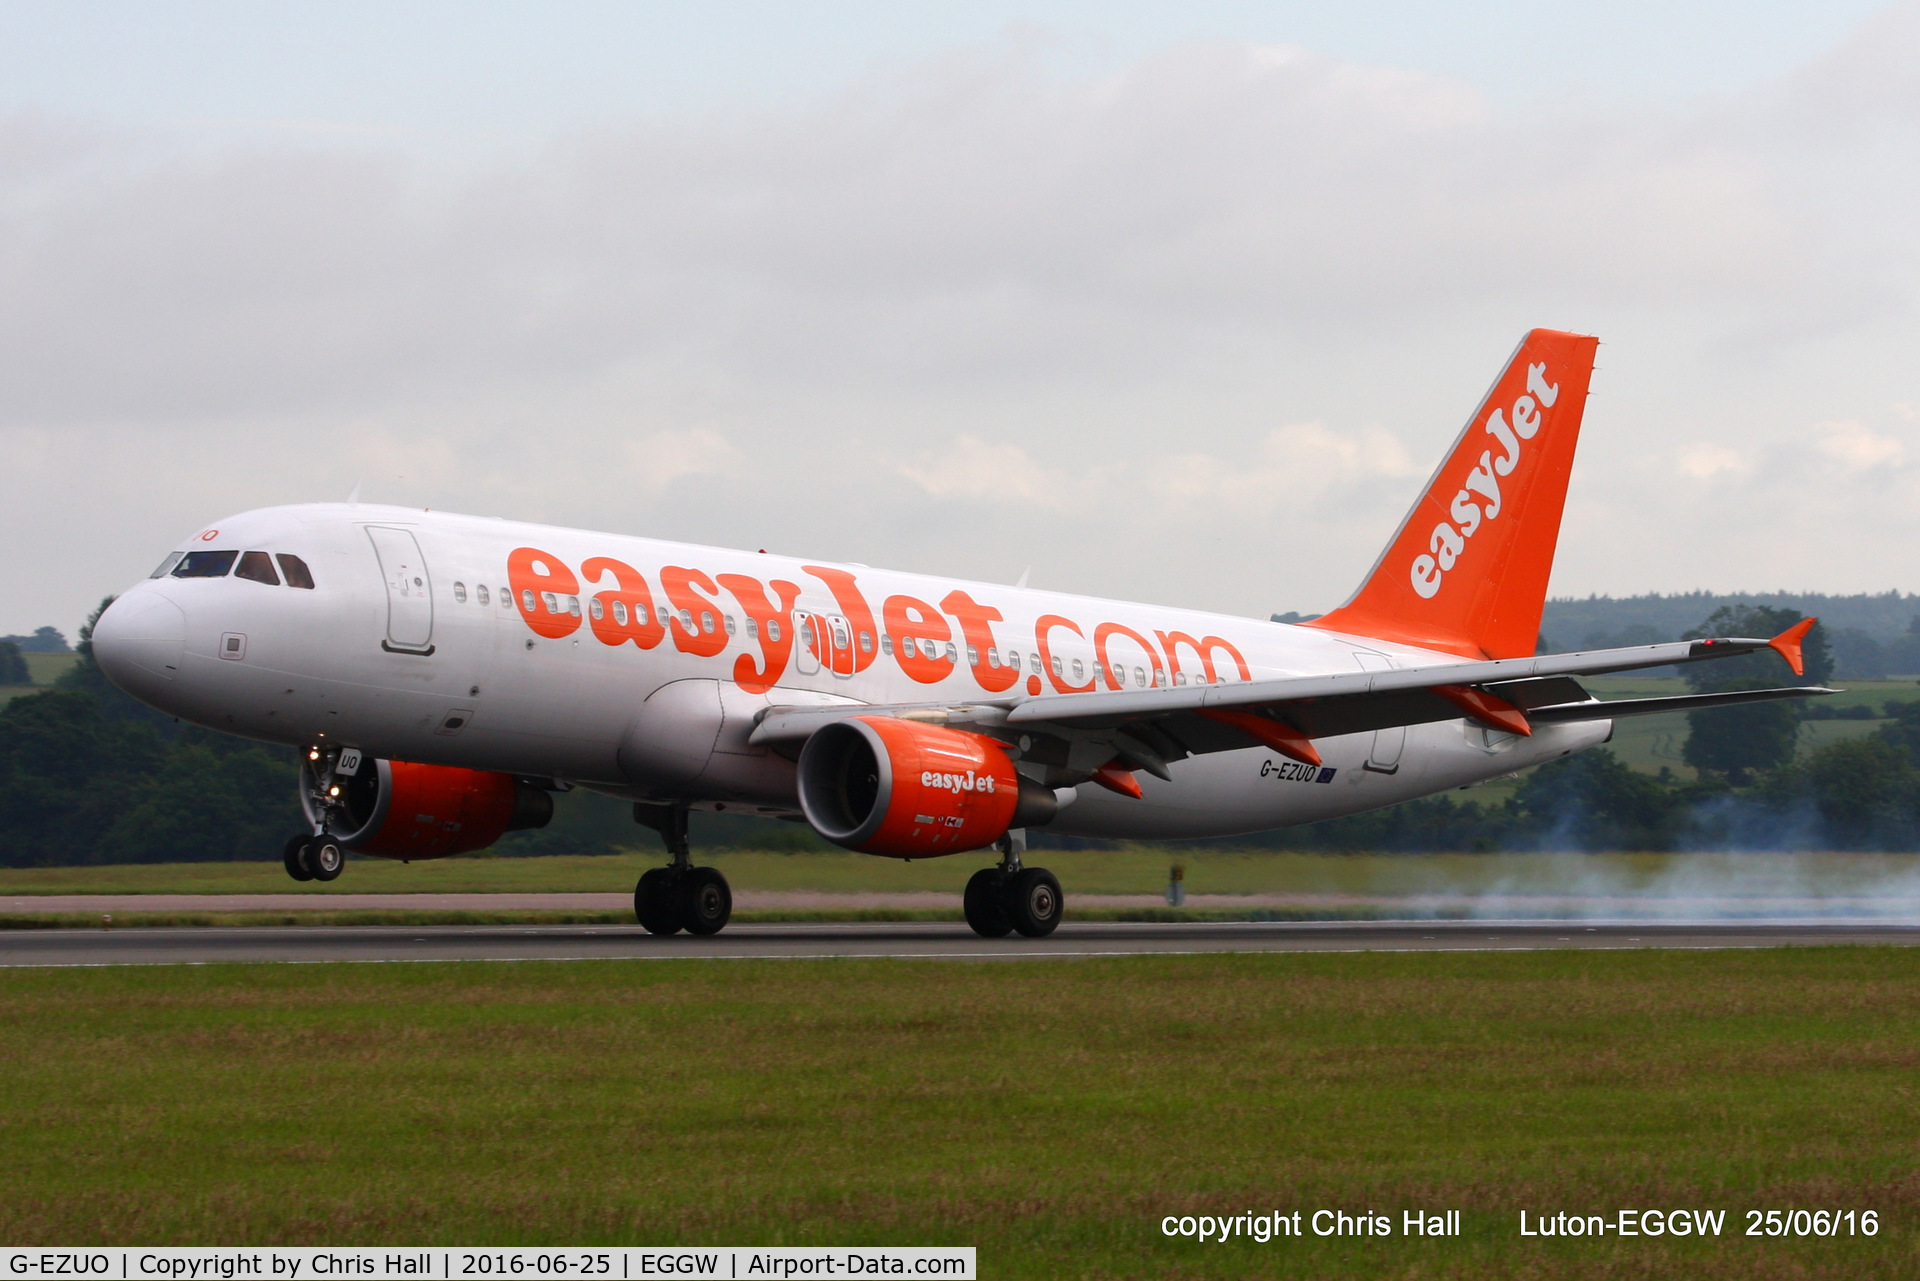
top-left (796, 716), bottom-right (1057, 857)
top-left (301, 756), bottom-right (553, 861)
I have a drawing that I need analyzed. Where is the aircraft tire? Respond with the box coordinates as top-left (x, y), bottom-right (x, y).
top-left (1004, 867), bottom-right (1063, 938)
top-left (677, 867), bottom-right (732, 936)
top-left (635, 868), bottom-right (683, 936)
top-left (283, 834), bottom-right (316, 882)
top-left (310, 837), bottom-right (346, 882)
top-left (963, 869), bottom-right (1014, 938)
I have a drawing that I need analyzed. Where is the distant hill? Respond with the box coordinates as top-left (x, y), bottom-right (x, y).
top-left (1539, 592), bottom-right (1920, 650)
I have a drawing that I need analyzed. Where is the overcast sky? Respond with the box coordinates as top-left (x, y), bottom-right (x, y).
top-left (4, 2), bottom-right (1919, 638)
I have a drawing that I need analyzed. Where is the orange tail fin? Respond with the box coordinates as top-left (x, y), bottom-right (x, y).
top-left (1306, 328), bottom-right (1599, 659)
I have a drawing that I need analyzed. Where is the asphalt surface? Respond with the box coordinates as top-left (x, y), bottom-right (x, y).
top-left (4, 919), bottom-right (1918, 967)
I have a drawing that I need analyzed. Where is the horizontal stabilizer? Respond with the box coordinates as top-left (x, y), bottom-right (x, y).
top-left (1527, 685), bottom-right (1839, 724)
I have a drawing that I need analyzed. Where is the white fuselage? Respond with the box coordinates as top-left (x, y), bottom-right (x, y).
top-left (95, 503), bottom-right (1607, 841)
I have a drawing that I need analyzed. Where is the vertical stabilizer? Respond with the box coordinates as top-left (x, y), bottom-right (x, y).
top-left (1306, 328), bottom-right (1598, 659)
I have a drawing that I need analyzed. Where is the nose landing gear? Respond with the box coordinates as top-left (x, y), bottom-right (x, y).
top-left (632, 802), bottom-right (733, 936)
top-left (284, 743), bottom-right (352, 883)
top-left (964, 831), bottom-right (1063, 938)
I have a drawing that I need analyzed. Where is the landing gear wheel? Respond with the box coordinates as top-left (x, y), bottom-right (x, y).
top-left (677, 867), bottom-right (732, 936)
top-left (282, 834), bottom-right (315, 882)
top-left (635, 868), bottom-right (682, 936)
top-left (964, 868), bottom-right (1013, 938)
top-left (309, 836), bottom-right (345, 882)
top-left (1004, 867), bottom-right (1063, 938)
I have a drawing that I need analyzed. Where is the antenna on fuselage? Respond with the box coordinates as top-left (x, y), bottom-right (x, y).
top-left (1014, 566), bottom-right (1031, 589)
top-left (346, 481), bottom-right (362, 504)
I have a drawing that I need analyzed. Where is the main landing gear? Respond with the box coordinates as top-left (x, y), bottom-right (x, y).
top-left (281, 832), bottom-right (345, 883)
top-left (963, 831), bottom-right (1063, 939)
top-left (632, 802), bottom-right (733, 937)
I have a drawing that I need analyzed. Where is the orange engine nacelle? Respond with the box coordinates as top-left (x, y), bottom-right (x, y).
top-left (306, 758), bottom-right (554, 861)
top-left (796, 716), bottom-right (1057, 858)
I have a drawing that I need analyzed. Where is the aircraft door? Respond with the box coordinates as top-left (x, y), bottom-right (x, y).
top-left (793, 613), bottom-right (822, 676)
top-left (366, 526), bottom-right (435, 655)
top-left (825, 614), bottom-right (855, 678)
top-left (1353, 651), bottom-right (1404, 774)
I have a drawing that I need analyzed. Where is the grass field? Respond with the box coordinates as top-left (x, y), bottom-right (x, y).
top-left (7, 848), bottom-right (1920, 902)
top-left (0, 950), bottom-right (1913, 1277)
top-left (1, 651), bottom-right (80, 705)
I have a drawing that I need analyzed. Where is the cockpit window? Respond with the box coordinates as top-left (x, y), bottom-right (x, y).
top-left (235, 551), bottom-right (280, 585)
top-left (150, 551), bottom-right (185, 579)
top-left (172, 550), bottom-right (238, 578)
top-left (277, 554), bottom-right (315, 589)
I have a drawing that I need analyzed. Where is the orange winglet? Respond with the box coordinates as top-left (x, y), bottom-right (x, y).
top-left (1431, 684), bottom-right (1532, 737)
top-left (1198, 708), bottom-right (1323, 767)
top-left (1768, 617), bottom-right (1816, 677)
top-left (1091, 760), bottom-right (1145, 799)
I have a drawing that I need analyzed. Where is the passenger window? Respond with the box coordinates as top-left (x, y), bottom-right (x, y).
top-left (1175, 671), bottom-right (1188, 686)
top-left (235, 551), bottom-right (280, 585)
top-left (542, 591), bottom-right (559, 614)
top-left (987, 647), bottom-right (998, 666)
top-left (590, 598), bottom-right (604, 620)
top-left (859, 630), bottom-right (872, 653)
top-left (454, 582), bottom-right (468, 603)
top-left (1071, 659), bottom-right (1085, 681)
top-left (967, 645), bottom-right (979, 666)
top-left (150, 551), bottom-right (185, 579)
top-left (945, 643), bottom-right (957, 663)
top-left (476, 584), bottom-right (490, 606)
top-left (521, 589), bottom-right (536, 613)
top-left (1092, 661), bottom-right (1104, 683)
top-left (701, 611), bottom-right (715, 634)
top-left (568, 595), bottom-right (581, 617)
top-left (724, 615), bottom-right (737, 636)
top-left (635, 603), bottom-right (650, 626)
top-left (613, 601), bottom-right (629, 625)
top-left (745, 617), bottom-right (758, 638)
top-left (1135, 667), bottom-right (1146, 687)
top-left (881, 634), bottom-right (894, 656)
top-left (1051, 654), bottom-right (1063, 677)
top-left (172, 550), bottom-right (238, 578)
top-left (765, 619), bottom-right (779, 642)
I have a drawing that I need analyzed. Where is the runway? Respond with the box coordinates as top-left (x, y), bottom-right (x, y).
top-left (4, 918), bottom-right (1918, 967)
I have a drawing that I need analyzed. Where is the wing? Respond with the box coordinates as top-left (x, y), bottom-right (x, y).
top-left (749, 619), bottom-right (1833, 782)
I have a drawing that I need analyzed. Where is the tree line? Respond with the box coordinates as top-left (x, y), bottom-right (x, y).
top-left (2, 601), bottom-right (1916, 866)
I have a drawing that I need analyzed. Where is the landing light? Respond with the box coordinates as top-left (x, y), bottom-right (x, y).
top-left (328, 786), bottom-right (340, 797)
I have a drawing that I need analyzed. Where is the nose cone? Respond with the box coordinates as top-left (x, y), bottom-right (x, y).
top-left (91, 591), bottom-right (187, 706)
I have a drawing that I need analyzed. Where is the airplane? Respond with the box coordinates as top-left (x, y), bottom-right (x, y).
top-left (89, 329), bottom-right (1830, 938)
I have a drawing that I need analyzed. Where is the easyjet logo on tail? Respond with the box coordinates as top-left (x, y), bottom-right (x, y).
top-left (1409, 362), bottom-right (1560, 600)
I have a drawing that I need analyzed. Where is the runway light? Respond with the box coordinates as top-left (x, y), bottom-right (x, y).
top-left (308, 748), bottom-right (320, 761)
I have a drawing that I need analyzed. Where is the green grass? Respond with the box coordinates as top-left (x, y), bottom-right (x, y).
top-left (6, 849), bottom-right (1920, 903)
top-left (2, 652), bottom-right (80, 704)
top-left (0, 951), bottom-right (1914, 1277)
top-left (21, 651), bottom-right (77, 684)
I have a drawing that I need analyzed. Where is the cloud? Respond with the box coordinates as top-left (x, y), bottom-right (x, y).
top-left (1814, 419), bottom-right (1905, 469)
top-left (1677, 444), bottom-right (1750, 479)
top-left (623, 428), bottom-right (744, 492)
top-left (898, 435), bottom-right (1078, 506)
top-left (5, 12), bottom-right (1920, 629)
